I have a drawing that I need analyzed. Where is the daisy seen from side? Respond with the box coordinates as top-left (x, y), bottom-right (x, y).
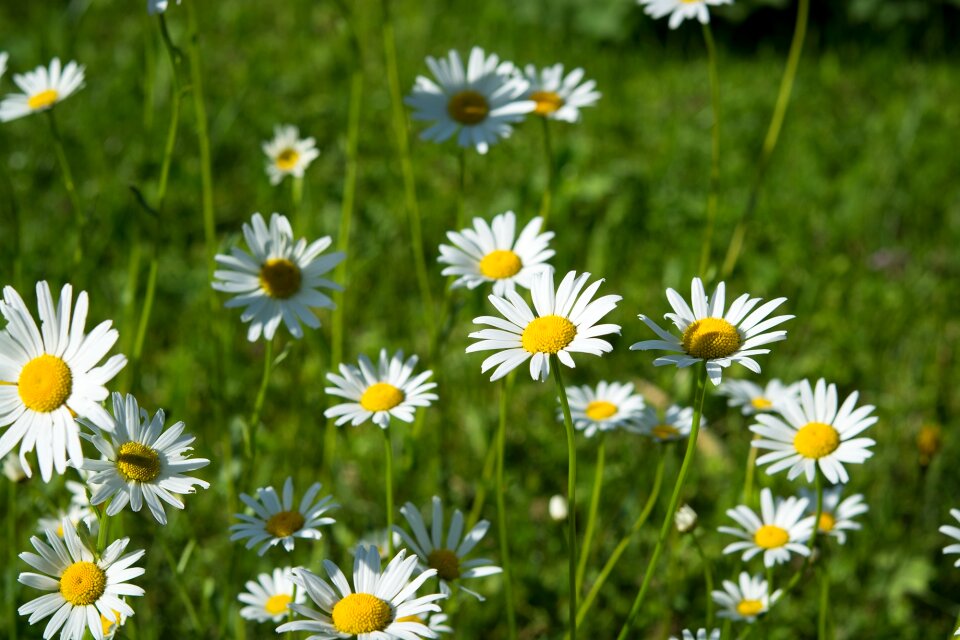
top-left (940, 508), bottom-right (960, 568)
top-left (239, 567), bottom-right (307, 623)
top-left (263, 124), bottom-right (320, 186)
top-left (718, 378), bottom-right (799, 415)
top-left (562, 381), bottom-right (646, 438)
top-left (799, 485), bottom-right (868, 545)
top-left (719, 488), bottom-right (814, 568)
top-left (638, 0), bottom-right (733, 30)
top-left (231, 477), bottom-right (337, 556)
top-left (37, 476), bottom-right (98, 537)
top-left (147, 0), bottom-right (180, 14)
top-left (712, 572), bottom-right (781, 623)
top-left (628, 403), bottom-right (700, 443)
top-left (520, 63), bottom-right (600, 122)
top-left (0, 58), bottom-right (84, 122)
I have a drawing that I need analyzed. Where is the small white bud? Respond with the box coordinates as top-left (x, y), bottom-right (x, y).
top-left (549, 495), bottom-right (568, 521)
top-left (675, 503), bottom-right (698, 533)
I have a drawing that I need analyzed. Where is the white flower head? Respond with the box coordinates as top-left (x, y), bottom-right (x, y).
top-left (520, 63), bottom-right (600, 122)
top-left (670, 630), bottom-right (720, 640)
top-left (0, 52), bottom-right (8, 82)
top-left (562, 381), bottom-right (646, 438)
top-left (718, 378), bottom-right (799, 415)
top-left (799, 485), bottom-right (867, 545)
top-left (147, 0), bottom-right (181, 14)
top-left (262, 124), bottom-right (320, 185)
top-left (230, 477), bottom-right (337, 556)
top-left (238, 567), bottom-right (307, 623)
top-left (549, 494), bottom-right (568, 521)
top-left (0, 58), bottom-right (84, 122)
top-left (37, 477), bottom-right (99, 537)
top-left (940, 508), bottom-right (960, 568)
top-left (638, 0), bottom-right (733, 30)
top-left (628, 404), bottom-right (701, 442)
top-left (719, 488), bottom-right (815, 568)
top-left (712, 572), bottom-right (781, 622)
top-left (675, 503), bottom-right (698, 533)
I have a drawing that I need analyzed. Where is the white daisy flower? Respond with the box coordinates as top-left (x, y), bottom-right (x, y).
top-left (356, 529), bottom-right (404, 558)
top-left (0, 58), bottom-right (84, 122)
top-left (939, 508), bottom-right (960, 567)
top-left (262, 124), bottom-right (320, 186)
top-left (230, 477), bottom-right (337, 556)
top-left (520, 63), bottom-right (600, 122)
top-left (670, 629), bottom-right (720, 640)
top-left (393, 612), bottom-right (452, 635)
top-left (0, 52), bottom-right (8, 82)
top-left (212, 212), bottom-right (344, 342)
top-left (467, 269), bottom-right (622, 382)
top-left (712, 572), bottom-right (781, 622)
top-left (562, 381), bottom-right (646, 438)
top-left (238, 567), bottom-right (307, 623)
top-left (628, 404), bottom-right (700, 443)
top-left (18, 518), bottom-right (144, 640)
top-left (750, 378), bottom-right (877, 484)
top-left (438, 211), bottom-right (554, 297)
top-left (0, 282), bottom-right (126, 482)
top-left (81, 393), bottom-right (210, 525)
top-left (37, 478), bottom-right (98, 537)
top-left (718, 378), bottom-right (799, 415)
top-left (147, 0), bottom-right (180, 14)
top-left (638, 0), bottom-right (733, 30)
top-left (99, 607), bottom-right (127, 639)
top-left (3, 451), bottom-right (29, 482)
top-left (324, 349), bottom-right (437, 430)
top-left (630, 277), bottom-right (792, 386)
top-left (276, 545), bottom-right (445, 639)
top-left (405, 46), bottom-right (535, 154)
top-left (393, 496), bottom-right (502, 601)
top-left (799, 485), bottom-right (867, 545)
top-left (719, 488), bottom-right (815, 568)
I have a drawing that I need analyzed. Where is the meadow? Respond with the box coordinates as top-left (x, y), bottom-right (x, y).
top-left (1, 0), bottom-right (960, 638)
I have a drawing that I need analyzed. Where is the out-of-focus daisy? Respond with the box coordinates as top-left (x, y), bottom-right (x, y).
top-left (549, 494), bottom-right (568, 521)
top-left (631, 277), bottom-right (792, 386)
top-left (239, 567), bottom-right (306, 623)
top-left (81, 393), bottom-right (210, 525)
top-left (0, 52), bottom-right (8, 82)
top-left (438, 211), bottom-right (554, 297)
top-left (520, 64), bottom-right (600, 122)
top-left (629, 404), bottom-right (700, 443)
top-left (750, 378), bottom-right (877, 484)
top-left (0, 282), bottom-right (126, 481)
top-left (262, 124), bottom-right (320, 186)
top-left (3, 452), bottom-right (28, 482)
top-left (940, 508), bottom-right (960, 567)
top-left (230, 477), bottom-right (337, 556)
top-left (0, 58), bottom-right (84, 122)
top-left (718, 378), bottom-right (798, 415)
top-left (719, 488), bottom-right (814, 568)
top-left (405, 46), bottom-right (535, 154)
top-left (670, 630), bottom-right (720, 640)
top-left (276, 546), bottom-right (445, 639)
top-left (638, 0), bottom-right (733, 30)
top-left (147, 0), bottom-right (180, 14)
top-left (18, 518), bottom-right (144, 640)
top-left (324, 349), bottom-right (437, 429)
top-left (563, 381), bottom-right (645, 438)
top-left (467, 269), bottom-right (621, 382)
top-left (712, 572), bottom-right (780, 623)
top-left (356, 529), bottom-right (404, 558)
top-left (37, 477), bottom-right (98, 537)
top-left (675, 504), bottom-right (698, 533)
top-left (212, 212), bottom-right (344, 342)
top-left (799, 485), bottom-right (867, 545)
top-left (394, 496), bottom-right (501, 601)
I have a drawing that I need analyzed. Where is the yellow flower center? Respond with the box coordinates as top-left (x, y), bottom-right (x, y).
top-left (18, 354), bottom-right (73, 413)
top-left (736, 599), bottom-right (764, 617)
top-left (359, 382), bottom-right (405, 412)
top-left (331, 593), bottom-right (392, 634)
top-left (259, 258), bottom-right (302, 299)
top-left (265, 593), bottom-right (293, 616)
top-left (750, 396), bottom-right (773, 410)
top-left (651, 424), bottom-right (680, 440)
top-left (530, 90), bottom-right (564, 116)
top-left (60, 561), bottom-right (107, 606)
top-left (521, 315), bottom-right (577, 354)
top-left (427, 548), bottom-right (461, 581)
top-left (265, 510), bottom-right (306, 538)
top-left (478, 249), bottom-right (523, 279)
top-left (754, 524), bottom-right (789, 549)
top-left (818, 512), bottom-right (836, 533)
top-left (100, 611), bottom-right (121, 636)
top-left (447, 90), bottom-right (489, 125)
top-left (585, 400), bottom-right (617, 421)
top-left (275, 148), bottom-right (300, 171)
top-left (28, 89), bottom-right (59, 110)
top-left (793, 422), bottom-right (840, 459)
top-left (116, 441), bottom-right (161, 483)
top-left (681, 317), bottom-right (742, 360)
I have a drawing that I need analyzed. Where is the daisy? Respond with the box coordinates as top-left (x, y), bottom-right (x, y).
top-left (405, 46), bottom-right (535, 154)
top-left (467, 269), bottom-right (622, 382)
top-left (630, 277), bottom-right (792, 386)
top-left (3, 451), bottom-right (29, 482)
top-left (212, 212), bottom-right (344, 342)
top-left (230, 476), bottom-right (337, 556)
top-left (393, 496), bottom-right (502, 601)
top-left (276, 545), bottom-right (445, 639)
top-left (37, 478), bottom-right (98, 537)
top-left (324, 349), bottom-right (437, 429)
top-left (629, 404), bottom-right (700, 443)
top-left (637, 0), bottom-right (733, 30)
top-left (670, 630), bottom-right (720, 640)
top-left (520, 64), bottom-right (600, 122)
top-left (239, 567), bottom-right (307, 623)
top-left (18, 518), bottom-right (144, 640)
top-left (438, 211), bottom-right (554, 297)
top-left (0, 282), bottom-right (126, 482)
top-left (750, 378), bottom-right (877, 484)
top-left (719, 488), bottom-right (814, 568)
top-left (147, 0), bottom-right (180, 14)
top-left (262, 124), bottom-right (320, 186)
top-left (81, 393), bottom-right (210, 525)
top-left (799, 485), bottom-right (868, 545)
top-left (718, 378), bottom-right (799, 415)
top-left (0, 52), bottom-right (8, 82)
top-left (563, 381), bottom-right (646, 438)
top-left (0, 58), bottom-right (85, 122)
top-left (940, 508), bottom-right (960, 567)
top-left (712, 572), bottom-right (781, 623)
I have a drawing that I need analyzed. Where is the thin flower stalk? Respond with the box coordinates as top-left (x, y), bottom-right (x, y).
top-left (383, 426), bottom-right (395, 556)
top-left (552, 355), bottom-right (579, 640)
top-left (698, 22), bottom-right (721, 276)
top-left (496, 376), bottom-right (518, 639)
top-left (539, 117), bottom-right (556, 226)
top-left (46, 110), bottom-right (84, 264)
top-left (576, 434), bottom-right (605, 595)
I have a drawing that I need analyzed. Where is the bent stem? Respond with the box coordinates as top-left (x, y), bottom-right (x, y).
top-left (383, 426), bottom-right (395, 556)
top-left (539, 117), bottom-right (556, 227)
top-left (698, 22), bottom-right (721, 276)
top-left (46, 110), bottom-right (85, 265)
top-left (551, 356), bottom-right (578, 640)
top-left (496, 377), bottom-right (518, 640)
top-left (576, 435), bottom-right (605, 595)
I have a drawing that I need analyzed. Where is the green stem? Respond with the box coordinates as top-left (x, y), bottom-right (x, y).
top-left (291, 176), bottom-right (304, 233)
top-left (162, 540), bottom-right (202, 631)
top-left (818, 564), bottom-right (829, 639)
top-left (780, 469), bottom-right (823, 597)
top-left (7, 477), bottom-right (18, 640)
top-left (741, 434), bottom-right (760, 504)
top-left (617, 364), bottom-right (708, 639)
top-left (692, 531), bottom-right (715, 628)
top-left (245, 338), bottom-right (274, 461)
top-left (155, 15), bottom-right (183, 214)
top-left (96, 508), bottom-right (110, 554)
top-left (698, 22), bottom-right (721, 277)
top-left (130, 258), bottom-right (158, 380)
top-left (951, 609), bottom-right (960, 640)
top-left (576, 435), bottom-right (605, 594)
top-left (46, 110), bottom-right (85, 265)
top-left (539, 117), bottom-right (555, 227)
top-left (551, 356), bottom-right (578, 640)
top-left (383, 426), bottom-right (394, 556)
top-left (496, 377), bottom-right (518, 640)
top-left (185, 0), bottom-right (216, 267)
top-left (466, 418), bottom-right (499, 528)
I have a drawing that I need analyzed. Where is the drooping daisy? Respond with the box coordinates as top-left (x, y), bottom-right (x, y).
top-left (940, 508), bottom-right (960, 567)
top-left (719, 488), bottom-right (814, 568)
top-left (438, 211), bottom-right (555, 297)
top-left (81, 393), bottom-right (210, 525)
top-left (276, 545), bottom-right (445, 639)
top-left (718, 378), bottom-right (799, 416)
top-left (0, 282), bottom-right (126, 481)
top-left (520, 64), bottom-right (600, 123)
top-left (239, 567), bottom-right (307, 623)
top-left (637, 0), bottom-right (733, 30)
top-left (262, 124), bottom-right (320, 186)
top-left (100, 607), bottom-right (127, 639)
top-left (467, 269), bottom-right (622, 382)
top-left (405, 46), bottom-right (535, 154)
top-left (712, 572), bottom-right (781, 623)
top-left (0, 58), bottom-right (85, 122)
top-left (324, 349), bottom-right (437, 429)
top-left (212, 212), bottom-right (344, 342)
top-left (147, 0), bottom-right (180, 14)
top-left (750, 378), bottom-right (877, 484)
top-left (230, 477), bottom-right (337, 556)
top-left (629, 404), bottom-right (701, 443)
top-left (393, 496), bottom-right (501, 601)
top-left (562, 381), bottom-right (646, 438)
top-left (670, 629), bottom-right (720, 640)
top-left (18, 518), bottom-right (144, 640)
top-left (799, 485), bottom-right (868, 545)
